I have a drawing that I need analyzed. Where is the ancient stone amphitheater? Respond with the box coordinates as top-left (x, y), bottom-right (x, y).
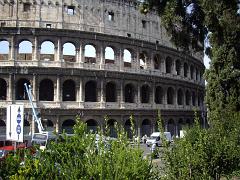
top-left (0, 0), bottom-right (205, 145)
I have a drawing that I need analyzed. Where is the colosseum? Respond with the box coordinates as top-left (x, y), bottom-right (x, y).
top-left (0, 0), bottom-right (205, 145)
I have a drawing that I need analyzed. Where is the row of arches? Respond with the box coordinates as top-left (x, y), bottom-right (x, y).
top-left (0, 78), bottom-right (204, 106)
top-left (0, 117), bottom-right (195, 138)
top-left (0, 40), bottom-right (203, 81)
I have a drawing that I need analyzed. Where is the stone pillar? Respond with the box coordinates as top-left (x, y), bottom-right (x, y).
top-left (136, 50), bottom-right (140, 71)
top-left (56, 38), bottom-right (62, 62)
top-left (78, 43), bottom-right (83, 63)
top-left (120, 80), bottom-right (124, 107)
top-left (32, 74), bottom-right (37, 101)
top-left (137, 83), bottom-right (140, 105)
top-left (55, 115), bottom-right (60, 134)
top-left (173, 59), bottom-right (176, 75)
top-left (99, 46), bottom-right (104, 69)
top-left (80, 78), bottom-right (84, 102)
top-left (100, 79), bottom-right (105, 108)
top-left (9, 36), bottom-right (15, 61)
top-left (56, 76), bottom-right (61, 102)
top-left (33, 36), bottom-right (38, 61)
top-left (119, 48), bottom-right (123, 71)
top-left (152, 83), bottom-right (155, 105)
top-left (8, 74), bottom-right (13, 101)
top-left (161, 55), bottom-right (166, 73)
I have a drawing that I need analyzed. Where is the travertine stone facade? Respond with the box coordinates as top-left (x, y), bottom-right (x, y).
top-left (0, 0), bottom-right (205, 143)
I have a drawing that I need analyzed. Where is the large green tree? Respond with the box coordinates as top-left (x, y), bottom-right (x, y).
top-left (140, 0), bottom-right (240, 119)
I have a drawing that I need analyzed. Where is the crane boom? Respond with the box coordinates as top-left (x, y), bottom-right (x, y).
top-left (24, 83), bottom-right (48, 150)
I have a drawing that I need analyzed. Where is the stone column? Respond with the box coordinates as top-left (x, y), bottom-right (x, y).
top-left (32, 74), bottom-right (37, 101)
top-left (120, 80), bottom-right (124, 107)
top-left (152, 83), bottom-right (155, 106)
top-left (99, 45), bottom-right (104, 69)
top-left (56, 38), bottom-right (62, 62)
top-left (173, 59), bottom-right (176, 75)
top-left (119, 48), bottom-right (123, 71)
top-left (8, 74), bottom-right (13, 101)
top-left (100, 79), bottom-right (105, 108)
top-left (56, 76), bottom-right (61, 102)
top-left (137, 83), bottom-right (141, 106)
top-left (161, 55), bottom-right (166, 73)
top-left (136, 50), bottom-right (140, 71)
top-left (55, 115), bottom-right (60, 134)
top-left (33, 36), bottom-right (38, 61)
top-left (9, 36), bottom-right (15, 61)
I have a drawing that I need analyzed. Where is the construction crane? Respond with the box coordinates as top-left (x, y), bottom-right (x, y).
top-left (24, 83), bottom-right (49, 150)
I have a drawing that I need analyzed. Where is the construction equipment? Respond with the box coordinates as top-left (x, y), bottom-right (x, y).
top-left (24, 83), bottom-right (48, 150)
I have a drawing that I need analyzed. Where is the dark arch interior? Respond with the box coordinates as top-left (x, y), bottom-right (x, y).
top-left (16, 78), bottom-right (30, 100)
top-left (106, 82), bottom-right (116, 102)
top-left (39, 79), bottom-right (54, 101)
top-left (85, 81), bottom-right (97, 102)
top-left (125, 84), bottom-right (134, 103)
top-left (63, 80), bottom-right (76, 101)
top-left (0, 78), bottom-right (7, 100)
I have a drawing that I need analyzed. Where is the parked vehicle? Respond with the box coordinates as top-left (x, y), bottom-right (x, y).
top-left (146, 132), bottom-right (172, 147)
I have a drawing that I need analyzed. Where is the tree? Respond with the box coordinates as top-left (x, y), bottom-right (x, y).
top-left (140, 0), bottom-right (240, 119)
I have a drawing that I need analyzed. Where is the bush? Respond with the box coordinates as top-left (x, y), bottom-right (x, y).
top-left (1, 116), bottom-right (159, 180)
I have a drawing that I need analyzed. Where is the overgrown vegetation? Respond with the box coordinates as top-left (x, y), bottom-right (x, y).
top-left (140, 0), bottom-right (240, 178)
top-left (0, 116), bottom-right (159, 179)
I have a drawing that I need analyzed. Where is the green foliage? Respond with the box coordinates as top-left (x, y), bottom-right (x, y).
top-left (1, 116), bottom-right (158, 179)
top-left (160, 111), bottom-right (240, 179)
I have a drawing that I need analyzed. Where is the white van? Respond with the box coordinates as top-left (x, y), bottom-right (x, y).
top-left (146, 132), bottom-right (172, 147)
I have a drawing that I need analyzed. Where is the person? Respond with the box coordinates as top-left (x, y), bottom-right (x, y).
top-left (151, 143), bottom-right (158, 159)
top-left (142, 134), bottom-right (147, 144)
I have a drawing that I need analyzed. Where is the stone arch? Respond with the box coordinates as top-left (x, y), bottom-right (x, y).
top-left (63, 42), bottom-right (76, 62)
top-left (15, 78), bottom-right (30, 100)
top-left (44, 119), bottom-right (54, 132)
top-left (0, 40), bottom-right (9, 60)
top-left (85, 80), bottom-right (97, 102)
top-left (184, 63), bottom-right (188, 77)
top-left (190, 65), bottom-right (194, 79)
top-left (84, 44), bottom-right (96, 63)
top-left (124, 83), bottom-right (135, 103)
top-left (62, 79), bottom-right (76, 101)
top-left (177, 89), bottom-right (183, 105)
top-left (155, 86), bottom-right (164, 104)
top-left (107, 119), bottom-right (117, 138)
top-left (0, 78), bottom-right (7, 100)
top-left (153, 54), bottom-right (161, 70)
top-left (175, 59), bottom-right (181, 75)
top-left (40, 40), bottom-right (55, 61)
top-left (106, 81), bottom-right (117, 102)
top-left (192, 91), bottom-right (196, 106)
top-left (141, 119), bottom-right (151, 137)
top-left (139, 52), bottom-right (147, 69)
top-left (0, 119), bottom-right (6, 135)
top-left (105, 46), bottom-right (115, 63)
top-left (167, 87), bottom-right (175, 105)
top-left (185, 90), bottom-right (191, 105)
top-left (141, 84), bottom-right (150, 103)
top-left (124, 119), bottom-right (135, 139)
top-left (123, 49), bottom-right (132, 67)
top-left (62, 119), bottom-right (75, 134)
top-left (86, 119), bottom-right (98, 133)
top-left (167, 119), bottom-right (175, 136)
top-left (166, 56), bottom-right (173, 73)
top-left (18, 40), bottom-right (32, 60)
top-left (24, 119), bottom-right (30, 135)
top-left (39, 79), bottom-right (54, 101)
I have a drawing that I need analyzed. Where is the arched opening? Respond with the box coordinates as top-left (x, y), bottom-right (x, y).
top-left (123, 49), bottom-right (132, 68)
top-left (177, 89), bottom-right (183, 105)
top-left (18, 40), bottom-right (32, 60)
top-left (141, 119), bottom-right (151, 137)
top-left (86, 119), bottom-right (98, 133)
top-left (139, 52), bottom-right (147, 69)
top-left (84, 44), bottom-right (96, 64)
top-left (0, 120), bottom-right (6, 135)
top-left (62, 80), bottom-right (76, 101)
top-left (167, 119), bottom-right (175, 137)
top-left (106, 82), bottom-right (116, 102)
top-left (166, 57), bottom-right (172, 73)
top-left (167, 87), bottom-right (175, 105)
top-left (124, 119), bottom-right (135, 139)
top-left (184, 63), bottom-right (188, 77)
top-left (141, 84), bottom-right (150, 103)
top-left (85, 81), bottom-right (97, 102)
top-left (107, 119), bottom-right (117, 138)
top-left (0, 40), bottom-right (9, 60)
top-left (0, 78), bottom-right (7, 100)
top-left (15, 78), bottom-right (30, 100)
top-left (39, 79), bottom-right (54, 101)
top-left (40, 41), bottom-right (55, 61)
top-left (178, 118), bottom-right (184, 137)
top-left (62, 119), bottom-right (75, 134)
top-left (192, 91), bottom-right (196, 106)
top-left (43, 119), bottom-right (54, 132)
top-left (190, 65), bottom-right (194, 79)
top-left (185, 90), bottom-right (191, 105)
top-left (105, 46), bottom-right (115, 64)
top-left (63, 42), bottom-right (76, 62)
top-left (24, 119), bottom-right (30, 135)
top-left (124, 83), bottom-right (135, 103)
top-left (175, 59), bottom-right (181, 75)
top-left (155, 86), bottom-right (163, 104)
top-left (154, 54), bottom-right (161, 70)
